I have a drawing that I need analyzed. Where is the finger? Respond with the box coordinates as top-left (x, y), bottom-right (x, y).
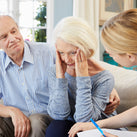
top-left (68, 124), bottom-right (78, 135)
top-left (69, 129), bottom-right (78, 137)
top-left (104, 109), bottom-right (115, 115)
top-left (79, 49), bottom-right (83, 61)
top-left (69, 124), bottom-right (82, 137)
top-left (70, 131), bottom-right (77, 137)
top-left (80, 50), bottom-right (86, 61)
top-left (14, 124), bottom-right (19, 137)
top-left (56, 50), bottom-right (61, 62)
top-left (107, 98), bottom-right (120, 107)
top-left (106, 103), bottom-right (117, 108)
top-left (16, 126), bottom-right (22, 137)
top-left (25, 121), bottom-right (31, 137)
top-left (103, 131), bottom-right (118, 137)
top-left (109, 94), bottom-right (114, 103)
top-left (108, 100), bottom-right (119, 107)
top-left (105, 106), bottom-right (117, 112)
top-left (76, 49), bottom-right (81, 62)
top-left (68, 124), bottom-right (77, 133)
top-left (105, 104), bottom-right (117, 111)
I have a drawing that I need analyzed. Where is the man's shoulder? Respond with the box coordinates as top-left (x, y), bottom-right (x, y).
top-left (25, 41), bottom-right (55, 64)
top-left (25, 41), bottom-right (50, 49)
top-left (25, 41), bottom-right (55, 54)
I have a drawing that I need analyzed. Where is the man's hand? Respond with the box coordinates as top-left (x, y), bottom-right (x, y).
top-left (8, 107), bottom-right (31, 137)
top-left (104, 88), bottom-right (120, 115)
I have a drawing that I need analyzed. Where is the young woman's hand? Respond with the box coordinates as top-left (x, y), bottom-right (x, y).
top-left (56, 50), bottom-right (67, 78)
top-left (68, 122), bottom-right (95, 137)
top-left (101, 131), bottom-right (118, 137)
top-left (75, 49), bottom-right (89, 77)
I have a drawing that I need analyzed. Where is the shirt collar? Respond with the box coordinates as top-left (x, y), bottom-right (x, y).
top-left (5, 53), bottom-right (12, 70)
top-left (23, 42), bottom-right (34, 64)
top-left (4, 42), bottom-right (34, 70)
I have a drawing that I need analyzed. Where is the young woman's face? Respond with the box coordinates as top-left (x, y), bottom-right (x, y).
top-left (56, 38), bottom-right (78, 69)
top-left (106, 49), bottom-right (135, 67)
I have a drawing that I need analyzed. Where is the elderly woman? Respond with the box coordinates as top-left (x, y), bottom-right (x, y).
top-left (45, 16), bottom-right (118, 137)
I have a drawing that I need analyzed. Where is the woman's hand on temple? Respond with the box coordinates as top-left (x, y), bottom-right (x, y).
top-left (75, 49), bottom-right (89, 77)
top-left (56, 50), bottom-right (67, 78)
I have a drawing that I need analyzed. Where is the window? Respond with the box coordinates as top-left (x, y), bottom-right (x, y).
top-left (0, 0), bottom-right (47, 42)
top-left (0, 0), bottom-right (8, 15)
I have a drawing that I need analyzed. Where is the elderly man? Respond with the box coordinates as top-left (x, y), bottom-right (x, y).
top-left (0, 15), bottom-right (55, 137)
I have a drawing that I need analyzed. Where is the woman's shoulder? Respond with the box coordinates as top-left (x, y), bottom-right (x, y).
top-left (90, 70), bottom-right (114, 85)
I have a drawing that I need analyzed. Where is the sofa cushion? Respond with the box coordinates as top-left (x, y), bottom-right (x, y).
top-left (99, 61), bottom-right (137, 114)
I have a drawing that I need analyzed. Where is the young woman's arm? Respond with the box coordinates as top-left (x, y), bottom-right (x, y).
top-left (98, 106), bottom-right (137, 128)
top-left (68, 106), bottom-right (137, 137)
top-left (101, 131), bottom-right (118, 137)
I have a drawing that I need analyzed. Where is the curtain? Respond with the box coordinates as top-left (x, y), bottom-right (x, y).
top-left (73, 0), bottom-right (100, 59)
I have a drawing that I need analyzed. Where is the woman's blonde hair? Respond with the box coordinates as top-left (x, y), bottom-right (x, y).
top-left (101, 8), bottom-right (137, 54)
top-left (53, 16), bottom-right (98, 58)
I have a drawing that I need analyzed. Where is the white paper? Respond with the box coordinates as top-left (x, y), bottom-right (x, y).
top-left (77, 128), bottom-right (137, 137)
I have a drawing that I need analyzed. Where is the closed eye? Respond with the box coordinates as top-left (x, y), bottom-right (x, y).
top-left (11, 28), bottom-right (17, 34)
top-left (70, 51), bottom-right (77, 55)
top-left (0, 34), bottom-right (8, 40)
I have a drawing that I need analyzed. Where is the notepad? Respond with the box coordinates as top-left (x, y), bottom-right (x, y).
top-left (77, 128), bottom-right (137, 137)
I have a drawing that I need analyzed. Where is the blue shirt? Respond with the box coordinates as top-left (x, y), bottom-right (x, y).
top-left (0, 41), bottom-right (55, 116)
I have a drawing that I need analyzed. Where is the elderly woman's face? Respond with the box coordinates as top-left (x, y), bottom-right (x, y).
top-left (56, 38), bottom-right (78, 69)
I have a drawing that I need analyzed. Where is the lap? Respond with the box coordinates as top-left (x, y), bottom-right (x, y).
top-left (0, 117), bottom-right (14, 137)
top-left (0, 114), bottom-right (53, 137)
top-left (29, 113), bottom-right (53, 137)
top-left (45, 120), bottom-right (75, 137)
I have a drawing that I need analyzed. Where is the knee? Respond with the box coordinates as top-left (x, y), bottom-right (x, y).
top-left (29, 113), bottom-right (52, 130)
top-left (29, 114), bottom-right (43, 129)
top-left (29, 114), bottom-right (53, 137)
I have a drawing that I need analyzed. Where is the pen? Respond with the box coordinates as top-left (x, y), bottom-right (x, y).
top-left (90, 118), bottom-right (106, 137)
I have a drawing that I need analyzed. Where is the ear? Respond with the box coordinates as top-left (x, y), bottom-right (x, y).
top-left (89, 49), bottom-right (94, 57)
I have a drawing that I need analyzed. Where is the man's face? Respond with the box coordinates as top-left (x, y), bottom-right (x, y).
top-left (0, 16), bottom-right (24, 58)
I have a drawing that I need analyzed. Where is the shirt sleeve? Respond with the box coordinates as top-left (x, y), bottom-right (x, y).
top-left (74, 71), bottom-right (114, 122)
top-left (47, 66), bottom-right (71, 120)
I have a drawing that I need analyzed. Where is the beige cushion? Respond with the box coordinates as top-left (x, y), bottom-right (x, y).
top-left (98, 61), bottom-right (137, 114)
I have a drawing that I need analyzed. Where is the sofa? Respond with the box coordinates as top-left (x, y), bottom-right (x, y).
top-left (99, 60), bottom-right (137, 131)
